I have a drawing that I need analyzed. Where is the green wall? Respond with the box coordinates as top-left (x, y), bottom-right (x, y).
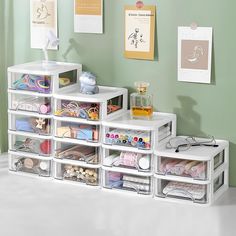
top-left (1, 0), bottom-right (236, 186)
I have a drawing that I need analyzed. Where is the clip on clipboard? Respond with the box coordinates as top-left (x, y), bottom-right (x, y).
top-left (190, 22), bottom-right (198, 30)
top-left (136, 1), bottom-right (144, 8)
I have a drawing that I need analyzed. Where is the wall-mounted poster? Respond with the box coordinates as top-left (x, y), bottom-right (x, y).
top-left (30, 0), bottom-right (58, 50)
top-left (178, 27), bottom-right (213, 83)
top-left (124, 5), bottom-right (155, 60)
top-left (74, 0), bottom-right (103, 34)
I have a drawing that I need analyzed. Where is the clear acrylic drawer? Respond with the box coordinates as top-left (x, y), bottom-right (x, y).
top-left (103, 170), bottom-right (152, 195)
top-left (55, 119), bottom-right (99, 142)
top-left (9, 154), bottom-right (51, 177)
top-left (156, 156), bottom-right (208, 180)
top-left (9, 113), bottom-right (52, 135)
top-left (104, 127), bottom-right (152, 149)
top-left (9, 92), bottom-right (52, 114)
top-left (54, 161), bottom-right (100, 186)
top-left (55, 99), bottom-right (100, 120)
top-left (55, 141), bottom-right (100, 164)
top-left (155, 178), bottom-right (209, 204)
top-left (9, 133), bottom-right (52, 156)
top-left (103, 148), bottom-right (152, 172)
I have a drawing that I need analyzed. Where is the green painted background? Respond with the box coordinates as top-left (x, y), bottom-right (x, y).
top-left (1, 0), bottom-right (236, 186)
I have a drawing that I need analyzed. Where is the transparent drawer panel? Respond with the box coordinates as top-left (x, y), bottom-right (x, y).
top-left (104, 127), bottom-right (151, 149)
top-left (155, 179), bottom-right (208, 204)
top-left (157, 122), bottom-right (172, 142)
top-left (103, 170), bottom-right (151, 195)
top-left (54, 162), bottom-right (99, 186)
top-left (9, 93), bottom-right (52, 114)
top-left (214, 151), bottom-right (225, 170)
top-left (55, 120), bottom-right (99, 142)
top-left (9, 155), bottom-right (51, 177)
top-left (156, 156), bottom-right (208, 180)
top-left (10, 72), bottom-right (52, 93)
top-left (103, 149), bottom-right (152, 172)
top-left (55, 142), bottom-right (100, 164)
top-left (9, 114), bottom-right (52, 135)
top-left (107, 95), bottom-right (123, 115)
top-left (214, 171), bottom-right (225, 193)
top-left (58, 69), bottom-right (78, 89)
top-left (55, 99), bottom-right (100, 121)
top-left (9, 134), bottom-right (52, 156)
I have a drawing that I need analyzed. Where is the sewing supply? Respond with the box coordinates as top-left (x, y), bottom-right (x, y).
top-left (138, 156), bottom-right (150, 170)
top-left (40, 140), bottom-right (51, 154)
top-left (23, 158), bottom-right (38, 169)
top-left (39, 161), bottom-right (49, 171)
top-left (59, 77), bottom-right (70, 86)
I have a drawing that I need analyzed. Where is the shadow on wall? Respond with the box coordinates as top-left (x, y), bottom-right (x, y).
top-left (62, 38), bottom-right (80, 61)
top-left (173, 95), bottom-right (205, 137)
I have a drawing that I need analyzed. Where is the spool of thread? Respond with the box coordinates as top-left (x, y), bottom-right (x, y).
top-left (39, 161), bottom-right (49, 171)
top-left (23, 158), bottom-right (38, 169)
top-left (39, 104), bottom-right (51, 114)
top-left (138, 156), bottom-right (150, 170)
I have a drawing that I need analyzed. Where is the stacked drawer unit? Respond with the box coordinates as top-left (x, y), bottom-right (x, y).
top-left (8, 61), bottom-right (82, 178)
top-left (154, 137), bottom-right (229, 205)
top-left (102, 111), bottom-right (177, 196)
top-left (53, 86), bottom-right (128, 187)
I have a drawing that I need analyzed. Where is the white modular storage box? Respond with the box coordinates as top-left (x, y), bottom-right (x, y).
top-left (154, 137), bottom-right (229, 205)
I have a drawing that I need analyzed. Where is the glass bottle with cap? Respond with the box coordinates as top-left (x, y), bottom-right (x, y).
top-left (130, 81), bottom-right (153, 120)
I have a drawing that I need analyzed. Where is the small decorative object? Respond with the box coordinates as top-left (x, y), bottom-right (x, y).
top-left (35, 118), bottom-right (46, 129)
top-left (79, 72), bottom-right (99, 95)
top-left (130, 81), bottom-right (153, 120)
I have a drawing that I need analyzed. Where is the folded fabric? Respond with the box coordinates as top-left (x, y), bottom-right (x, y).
top-left (171, 160), bottom-right (190, 175)
top-left (190, 162), bottom-right (206, 179)
top-left (184, 161), bottom-right (199, 174)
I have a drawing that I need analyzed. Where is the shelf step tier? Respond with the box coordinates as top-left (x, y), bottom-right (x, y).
top-left (53, 115), bottom-right (102, 125)
top-left (102, 144), bottom-right (153, 154)
top-left (8, 130), bottom-right (53, 139)
top-left (153, 173), bottom-right (211, 184)
top-left (53, 157), bottom-right (101, 168)
top-left (102, 165), bottom-right (153, 177)
top-left (8, 89), bottom-right (53, 97)
top-left (8, 109), bottom-right (53, 118)
top-left (8, 150), bottom-right (53, 161)
top-left (53, 136), bottom-right (101, 147)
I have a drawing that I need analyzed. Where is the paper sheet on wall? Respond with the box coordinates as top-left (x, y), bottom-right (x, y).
top-left (74, 0), bottom-right (103, 34)
top-left (30, 0), bottom-right (58, 50)
top-left (124, 6), bottom-right (155, 60)
top-left (178, 27), bottom-right (213, 83)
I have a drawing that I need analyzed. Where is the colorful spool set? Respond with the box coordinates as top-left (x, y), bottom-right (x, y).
top-left (105, 129), bottom-right (151, 149)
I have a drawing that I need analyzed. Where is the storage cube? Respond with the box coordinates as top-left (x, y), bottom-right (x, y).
top-left (102, 111), bottom-right (176, 151)
top-left (8, 131), bottom-right (52, 156)
top-left (8, 111), bottom-right (52, 136)
top-left (102, 168), bottom-right (152, 195)
top-left (9, 154), bottom-right (51, 177)
top-left (8, 61), bottom-right (82, 94)
top-left (8, 91), bottom-right (52, 115)
top-left (55, 140), bottom-right (100, 164)
top-left (54, 159), bottom-right (100, 186)
top-left (53, 86), bottom-right (128, 121)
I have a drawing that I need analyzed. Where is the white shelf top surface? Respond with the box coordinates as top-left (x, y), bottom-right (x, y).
top-left (155, 136), bottom-right (229, 160)
top-left (8, 61), bottom-right (81, 75)
top-left (102, 111), bottom-right (176, 130)
top-left (54, 86), bottom-right (127, 102)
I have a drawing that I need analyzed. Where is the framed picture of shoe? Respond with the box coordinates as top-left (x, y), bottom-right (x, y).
top-left (178, 26), bottom-right (213, 83)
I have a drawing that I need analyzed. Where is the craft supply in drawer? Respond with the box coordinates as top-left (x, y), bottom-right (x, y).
top-left (11, 73), bottom-right (51, 93)
top-left (107, 95), bottom-right (123, 115)
top-left (103, 149), bottom-right (151, 172)
top-left (156, 179), bottom-right (208, 203)
top-left (157, 157), bottom-right (208, 180)
top-left (105, 128), bottom-right (151, 149)
top-left (9, 134), bottom-right (52, 156)
top-left (9, 93), bottom-right (51, 114)
top-left (56, 121), bottom-right (99, 142)
top-left (55, 163), bottom-right (99, 185)
top-left (55, 100), bottom-right (100, 120)
top-left (55, 143), bottom-right (99, 164)
top-left (104, 170), bottom-right (151, 194)
top-left (9, 155), bottom-right (51, 177)
top-left (10, 114), bottom-right (51, 135)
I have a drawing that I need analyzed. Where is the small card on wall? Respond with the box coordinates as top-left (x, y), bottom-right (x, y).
top-left (74, 0), bottom-right (103, 34)
top-left (124, 5), bottom-right (156, 60)
top-left (178, 26), bottom-right (213, 83)
top-left (30, 0), bottom-right (58, 49)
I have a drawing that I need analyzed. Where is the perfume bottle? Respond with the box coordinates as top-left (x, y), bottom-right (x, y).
top-left (130, 81), bottom-right (153, 120)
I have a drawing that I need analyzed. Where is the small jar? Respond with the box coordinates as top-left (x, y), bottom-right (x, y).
top-left (130, 81), bottom-right (153, 120)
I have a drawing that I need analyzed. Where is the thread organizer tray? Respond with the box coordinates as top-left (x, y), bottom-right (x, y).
top-left (54, 140), bottom-right (100, 165)
top-left (102, 168), bottom-right (153, 195)
top-left (9, 153), bottom-right (52, 177)
top-left (54, 159), bottom-right (100, 186)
